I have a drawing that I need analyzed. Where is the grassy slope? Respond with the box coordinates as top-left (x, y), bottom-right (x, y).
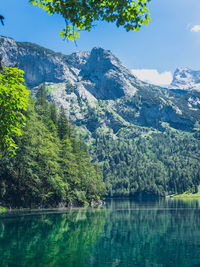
top-left (0, 206), bottom-right (6, 213)
top-left (167, 186), bottom-right (200, 199)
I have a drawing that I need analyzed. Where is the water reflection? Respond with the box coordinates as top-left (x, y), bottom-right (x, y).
top-left (1, 199), bottom-right (200, 267)
top-left (92, 199), bottom-right (200, 267)
top-left (0, 209), bottom-right (107, 267)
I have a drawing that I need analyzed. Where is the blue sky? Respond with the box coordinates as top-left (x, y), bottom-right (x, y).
top-left (0, 0), bottom-right (200, 85)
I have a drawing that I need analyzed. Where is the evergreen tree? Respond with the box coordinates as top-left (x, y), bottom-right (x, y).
top-left (49, 103), bottom-right (58, 126)
top-left (58, 106), bottom-right (70, 140)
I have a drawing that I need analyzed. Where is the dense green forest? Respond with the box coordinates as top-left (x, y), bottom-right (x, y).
top-left (0, 85), bottom-right (105, 208)
top-left (93, 127), bottom-right (200, 197)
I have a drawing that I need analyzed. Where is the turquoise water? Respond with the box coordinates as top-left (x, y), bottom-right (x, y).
top-left (1, 199), bottom-right (200, 266)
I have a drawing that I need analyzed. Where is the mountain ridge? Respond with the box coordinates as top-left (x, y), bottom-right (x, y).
top-left (2, 36), bottom-right (200, 93)
top-left (0, 36), bottom-right (139, 100)
top-left (0, 35), bottom-right (200, 136)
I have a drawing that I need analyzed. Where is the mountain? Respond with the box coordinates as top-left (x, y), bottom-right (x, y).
top-left (1, 36), bottom-right (200, 197)
top-left (0, 35), bottom-right (138, 99)
top-left (1, 36), bottom-right (199, 134)
top-left (170, 67), bottom-right (200, 92)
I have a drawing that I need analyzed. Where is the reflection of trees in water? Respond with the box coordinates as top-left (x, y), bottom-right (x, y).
top-left (1, 200), bottom-right (200, 267)
top-left (91, 199), bottom-right (200, 267)
top-left (0, 209), bottom-right (107, 267)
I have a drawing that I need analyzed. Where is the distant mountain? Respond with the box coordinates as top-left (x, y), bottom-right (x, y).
top-left (1, 36), bottom-right (200, 197)
top-left (170, 67), bottom-right (200, 92)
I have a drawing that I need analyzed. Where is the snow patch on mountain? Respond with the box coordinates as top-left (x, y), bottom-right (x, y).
top-left (170, 67), bottom-right (200, 92)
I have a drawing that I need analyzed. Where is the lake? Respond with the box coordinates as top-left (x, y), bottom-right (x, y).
top-left (1, 199), bottom-right (200, 266)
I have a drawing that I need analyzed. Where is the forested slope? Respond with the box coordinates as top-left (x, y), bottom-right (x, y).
top-left (94, 127), bottom-right (200, 197)
top-left (0, 86), bottom-right (105, 208)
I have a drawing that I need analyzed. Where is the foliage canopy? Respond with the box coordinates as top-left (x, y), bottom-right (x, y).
top-left (29, 0), bottom-right (151, 40)
top-left (0, 67), bottom-right (29, 153)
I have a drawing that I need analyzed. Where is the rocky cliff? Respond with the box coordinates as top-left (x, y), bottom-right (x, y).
top-left (0, 36), bottom-right (138, 100)
top-left (170, 67), bottom-right (200, 92)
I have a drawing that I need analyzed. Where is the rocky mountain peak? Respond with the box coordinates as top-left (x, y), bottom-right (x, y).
top-left (0, 36), bottom-right (138, 99)
top-left (170, 67), bottom-right (200, 92)
top-left (85, 47), bottom-right (122, 73)
top-left (78, 46), bottom-right (137, 99)
top-left (65, 50), bottom-right (90, 68)
top-left (175, 67), bottom-right (190, 72)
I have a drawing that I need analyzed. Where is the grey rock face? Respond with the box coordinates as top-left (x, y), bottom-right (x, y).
top-left (0, 36), bottom-right (77, 87)
top-left (0, 36), bottom-right (18, 66)
top-left (0, 35), bottom-right (200, 137)
top-left (79, 47), bottom-right (137, 99)
top-left (0, 36), bottom-right (137, 99)
top-left (170, 67), bottom-right (200, 92)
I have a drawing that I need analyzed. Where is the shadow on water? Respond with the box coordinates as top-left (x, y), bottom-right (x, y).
top-left (1, 199), bottom-right (200, 266)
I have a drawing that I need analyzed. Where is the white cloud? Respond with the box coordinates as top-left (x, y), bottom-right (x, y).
top-left (190, 25), bottom-right (200, 32)
top-left (131, 69), bottom-right (173, 86)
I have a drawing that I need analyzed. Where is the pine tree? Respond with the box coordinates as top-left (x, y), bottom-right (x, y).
top-left (58, 106), bottom-right (69, 140)
top-left (49, 103), bottom-right (58, 126)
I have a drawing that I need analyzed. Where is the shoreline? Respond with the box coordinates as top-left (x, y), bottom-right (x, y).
top-left (166, 193), bottom-right (200, 199)
top-left (0, 205), bottom-right (106, 218)
top-left (0, 200), bottom-right (105, 215)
